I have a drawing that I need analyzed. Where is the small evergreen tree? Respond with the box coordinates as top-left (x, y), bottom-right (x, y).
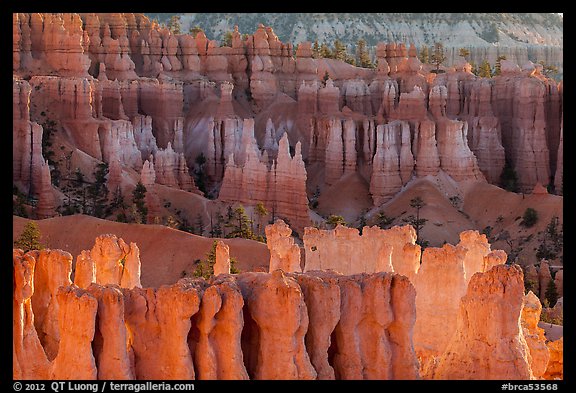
top-left (500, 160), bottom-right (519, 192)
top-left (326, 214), bottom-right (346, 229)
top-left (209, 210), bottom-right (224, 238)
top-left (538, 61), bottom-right (559, 78)
top-left (312, 40), bottom-right (321, 59)
top-left (494, 55), bottom-right (507, 76)
top-left (408, 196), bottom-right (428, 247)
top-left (458, 47), bottom-right (470, 60)
top-left (167, 15), bottom-right (181, 34)
top-left (320, 43), bottom-right (333, 58)
top-left (430, 42), bottom-right (446, 73)
top-left (132, 182), bottom-right (148, 224)
top-left (418, 46), bottom-right (429, 64)
top-left (194, 213), bottom-right (205, 235)
top-left (545, 279), bottom-right (559, 307)
top-left (193, 153), bottom-right (208, 196)
top-left (87, 163), bottom-right (109, 218)
top-left (189, 26), bottom-right (203, 37)
top-left (322, 71), bottom-right (330, 86)
top-left (255, 202), bottom-right (268, 237)
top-left (221, 31), bottom-right (233, 47)
top-left (193, 240), bottom-right (240, 279)
top-left (376, 212), bottom-right (394, 229)
top-left (14, 221), bottom-right (44, 252)
top-left (226, 205), bottom-right (257, 240)
top-left (520, 208), bottom-right (538, 228)
top-left (333, 40), bottom-right (347, 61)
top-left (478, 60), bottom-right (492, 78)
top-left (356, 39), bottom-right (373, 68)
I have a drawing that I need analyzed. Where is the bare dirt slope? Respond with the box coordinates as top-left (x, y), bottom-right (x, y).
top-left (13, 214), bottom-right (270, 287)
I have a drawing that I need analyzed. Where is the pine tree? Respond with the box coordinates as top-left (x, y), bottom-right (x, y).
top-left (132, 182), bottom-right (148, 224)
top-left (494, 55), bottom-right (507, 76)
top-left (376, 212), bottom-right (394, 229)
top-left (408, 196), bottom-right (428, 247)
top-left (430, 42), bottom-right (446, 73)
top-left (209, 210), bottom-right (224, 238)
top-left (334, 40), bottom-right (347, 61)
top-left (326, 214), bottom-right (346, 229)
top-left (356, 39), bottom-right (373, 68)
top-left (322, 70), bottom-right (330, 86)
top-left (545, 279), bottom-right (559, 308)
top-left (221, 31), bottom-right (233, 47)
top-left (167, 15), bottom-right (181, 34)
top-left (194, 213), bottom-right (205, 235)
top-left (319, 43), bottom-right (332, 59)
top-left (14, 221), bottom-right (44, 252)
top-left (458, 47), bottom-right (470, 60)
top-left (418, 46), bottom-right (429, 64)
top-left (255, 202), bottom-right (268, 237)
top-left (193, 240), bottom-right (240, 279)
top-left (478, 60), bottom-right (492, 78)
top-left (226, 205), bottom-right (257, 240)
top-left (312, 40), bottom-right (321, 59)
top-left (87, 163), bottom-right (109, 218)
top-left (189, 26), bottom-right (203, 38)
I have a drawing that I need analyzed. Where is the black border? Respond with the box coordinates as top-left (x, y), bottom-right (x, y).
top-left (5, 3), bottom-right (570, 391)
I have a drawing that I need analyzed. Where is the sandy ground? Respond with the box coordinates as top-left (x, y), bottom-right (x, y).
top-left (13, 214), bottom-right (270, 288)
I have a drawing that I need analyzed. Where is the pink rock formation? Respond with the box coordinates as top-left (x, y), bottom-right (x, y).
top-left (51, 286), bottom-right (98, 380)
top-left (31, 249), bottom-right (73, 361)
top-left (370, 121), bottom-right (413, 205)
top-left (465, 79), bottom-right (506, 183)
top-left (289, 273), bottom-right (340, 380)
top-left (318, 79), bottom-right (340, 114)
top-left (436, 117), bottom-right (484, 181)
top-left (89, 234), bottom-right (141, 289)
top-left (521, 291), bottom-right (550, 379)
top-left (36, 159), bottom-right (56, 219)
top-left (74, 250), bottom-right (95, 289)
top-left (122, 280), bottom-right (200, 379)
top-left (434, 264), bottom-right (533, 379)
top-left (191, 276), bottom-right (249, 379)
top-left (219, 130), bottom-right (310, 234)
top-left (87, 284), bottom-right (134, 380)
top-left (378, 225), bottom-right (421, 283)
top-left (14, 231), bottom-right (533, 381)
top-left (543, 338), bottom-right (563, 380)
top-left (554, 269), bottom-right (563, 298)
top-left (466, 115), bottom-right (506, 183)
top-left (323, 118), bottom-right (344, 185)
top-left (13, 251), bottom-right (51, 379)
top-left (132, 115), bottom-right (158, 159)
top-left (554, 121), bottom-right (562, 194)
top-left (483, 250), bottom-right (508, 272)
top-left (412, 120), bottom-right (441, 177)
top-left (457, 230), bottom-right (492, 283)
top-left (493, 66), bottom-right (552, 191)
top-left (39, 13), bottom-right (92, 77)
top-left (265, 219), bottom-right (301, 273)
top-left (303, 225), bottom-right (394, 275)
top-left (413, 244), bottom-right (467, 370)
top-left (214, 241), bottom-right (230, 276)
top-left (99, 119), bottom-right (143, 170)
top-left (312, 271), bottom-right (419, 379)
top-left (237, 270), bottom-right (317, 379)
